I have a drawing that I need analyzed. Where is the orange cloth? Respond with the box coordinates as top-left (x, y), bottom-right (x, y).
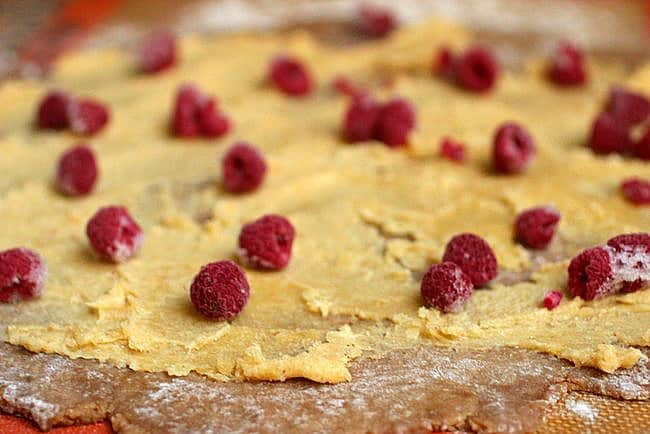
top-left (0, 414), bottom-right (112, 434)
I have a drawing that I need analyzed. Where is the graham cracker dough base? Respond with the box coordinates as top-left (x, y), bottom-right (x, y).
top-left (1, 342), bottom-right (648, 433)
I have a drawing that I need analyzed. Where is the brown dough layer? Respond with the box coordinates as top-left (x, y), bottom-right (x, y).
top-left (1, 342), bottom-right (647, 434)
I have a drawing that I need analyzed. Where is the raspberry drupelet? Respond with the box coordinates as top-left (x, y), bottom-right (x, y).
top-left (138, 30), bottom-right (177, 74)
top-left (492, 122), bottom-right (536, 174)
top-left (455, 47), bottom-right (500, 93)
top-left (190, 260), bottom-right (250, 321)
top-left (421, 261), bottom-right (473, 313)
top-left (238, 215), bottom-right (295, 270)
top-left (357, 4), bottom-right (397, 38)
top-left (515, 206), bottom-right (561, 249)
top-left (86, 206), bottom-right (144, 263)
top-left (621, 177), bottom-right (650, 205)
top-left (439, 137), bottom-right (466, 163)
top-left (222, 142), bottom-right (268, 194)
top-left (542, 290), bottom-right (563, 310)
top-left (55, 144), bottom-right (99, 196)
top-left (547, 41), bottom-right (587, 86)
top-left (442, 233), bottom-right (498, 287)
top-left (0, 248), bottom-right (47, 303)
top-left (268, 56), bottom-right (313, 97)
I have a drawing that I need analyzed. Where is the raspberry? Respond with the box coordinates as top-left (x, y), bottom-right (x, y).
top-left (238, 214), bottom-right (295, 270)
top-left (604, 86), bottom-right (650, 127)
top-left (607, 233), bottom-right (650, 295)
top-left (421, 261), bottom-right (473, 313)
top-left (36, 90), bottom-right (70, 130)
top-left (0, 248), bottom-right (47, 303)
top-left (358, 4), bottom-right (397, 38)
top-left (197, 99), bottom-right (231, 138)
top-left (268, 56), bottom-right (312, 97)
top-left (588, 112), bottom-right (631, 155)
top-left (607, 233), bottom-right (650, 254)
top-left (514, 206), bottom-right (561, 249)
top-left (55, 144), bottom-right (99, 196)
top-left (567, 247), bottom-right (614, 300)
top-left (621, 177), bottom-right (650, 205)
top-left (332, 75), bottom-right (365, 98)
top-left (439, 137), bottom-right (466, 163)
top-left (68, 98), bottom-right (110, 136)
top-left (86, 206), bottom-right (144, 263)
top-left (138, 30), bottom-right (176, 74)
top-left (456, 47), bottom-right (500, 93)
top-left (433, 46), bottom-right (457, 80)
top-left (374, 97), bottom-right (416, 147)
top-left (547, 41), bottom-right (587, 86)
top-left (492, 122), bottom-right (536, 174)
top-left (222, 142), bottom-right (267, 193)
top-left (633, 127), bottom-right (650, 160)
top-left (190, 260), bottom-right (250, 320)
top-left (442, 233), bottom-right (498, 287)
top-left (542, 290), bottom-right (563, 310)
top-left (342, 95), bottom-right (381, 143)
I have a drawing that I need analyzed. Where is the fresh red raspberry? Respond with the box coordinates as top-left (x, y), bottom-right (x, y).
top-left (588, 112), bottom-right (631, 155)
top-left (36, 90), bottom-right (70, 130)
top-left (86, 206), bottom-right (144, 263)
top-left (547, 41), bottom-right (587, 86)
top-left (433, 46), bottom-right (457, 80)
top-left (439, 137), bottom-right (466, 163)
top-left (190, 260), bottom-right (250, 320)
top-left (604, 86), bottom-right (650, 127)
top-left (68, 98), bottom-right (110, 136)
top-left (633, 127), bottom-right (650, 160)
top-left (222, 142), bottom-right (267, 194)
top-left (358, 4), bottom-right (397, 38)
top-left (421, 261), bottom-right (473, 313)
top-left (492, 122), bottom-right (536, 174)
top-left (567, 247), bottom-right (614, 300)
top-left (171, 84), bottom-right (203, 137)
top-left (621, 178), bottom-right (650, 205)
top-left (238, 214), bottom-right (295, 270)
top-left (55, 144), bottom-right (99, 196)
top-left (0, 248), bottom-right (47, 303)
top-left (542, 290), bottom-right (563, 310)
top-left (197, 99), bottom-right (231, 138)
top-left (374, 97), bottom-right (416, 147)
top-left (514, 206), bottom-right (561, 249)
top-left (268, 56), bottom-right (312, 97)
top-left (138, 30), bottom-right (177, 74)
top-left (455, 47), bottom-right (500, 93)
top-left (442, 233), bottom-right (498, 287)
top-left (332, 75), bottom-right (365, 98)
top-left (342, 95), bottom-right (382, 143)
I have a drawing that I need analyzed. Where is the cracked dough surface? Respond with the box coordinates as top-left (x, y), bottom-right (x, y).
top-left (0, 19), bottom-right (649, 384)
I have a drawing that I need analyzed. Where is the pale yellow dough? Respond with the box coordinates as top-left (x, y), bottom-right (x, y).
top-left (0, 19), bottom-right (649, 384)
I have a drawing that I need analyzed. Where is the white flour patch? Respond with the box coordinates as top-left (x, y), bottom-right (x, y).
top-left (565, 399), bottom-right (598, 423)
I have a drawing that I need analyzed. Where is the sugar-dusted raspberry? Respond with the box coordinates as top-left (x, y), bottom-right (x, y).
top-left (138, 30), bottom-right (177, 74)
top-left (442, 233), bottom-right (498, 287)
top-left (542, 290), bottom-right (563, 310)
top-left (515, 206), bottom-right (561, 249)
top-left (606, 233), bottom-right (650, 295)
top-left (358, 4), bottom-right (397, 38)
top-left (238, 214), bottom-right (295, 270)
top-left (374, 97), bottom-right (416, 147)
top-left (604, 86), bottom-right (650, 127)
top-left (190, 260), bottom-right (250, 320)
top-left (55, 144), bottom-right (99, 196)
top-left (492, 122), bottom-right (536, 174)
top-left (621, 177), bottom-right (650, 205)
top-left (332, 75), bottom-right (365, 98)
top-left (433, 46), bottom-right (457, 80)
top-left (439, 136), bottom-right (466, 163)
top-left (36, 90), bottom-right (70, 130)
top-left (588, 112), bottom-right (631, 155)
top-left (421, 261), bottom-right (473, 313)
top-left (197, 99), bottom-right (231, 138)
top-left (567, 246), bottom-right (614, 300)
top-left (342, 95), bottom-right (381, 143)
top-left (607, 233), bottom-right (650, 254)
top-left (456, 47), bottom-right (500, 93)
top-left (547, 41), bottom-right (587, 86)
top-left (0, 248), bottom-right (47, 303)
top-left (633, 127), bottom-right (650, 160)
top-left (68, 98), bottom-right (110, 136)
top-left (268, 56), bottom-right (312, 97)
top-left (222, 142), bottom-right (267, 194)
top-left (86, 205), bottom-right (144, 263)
